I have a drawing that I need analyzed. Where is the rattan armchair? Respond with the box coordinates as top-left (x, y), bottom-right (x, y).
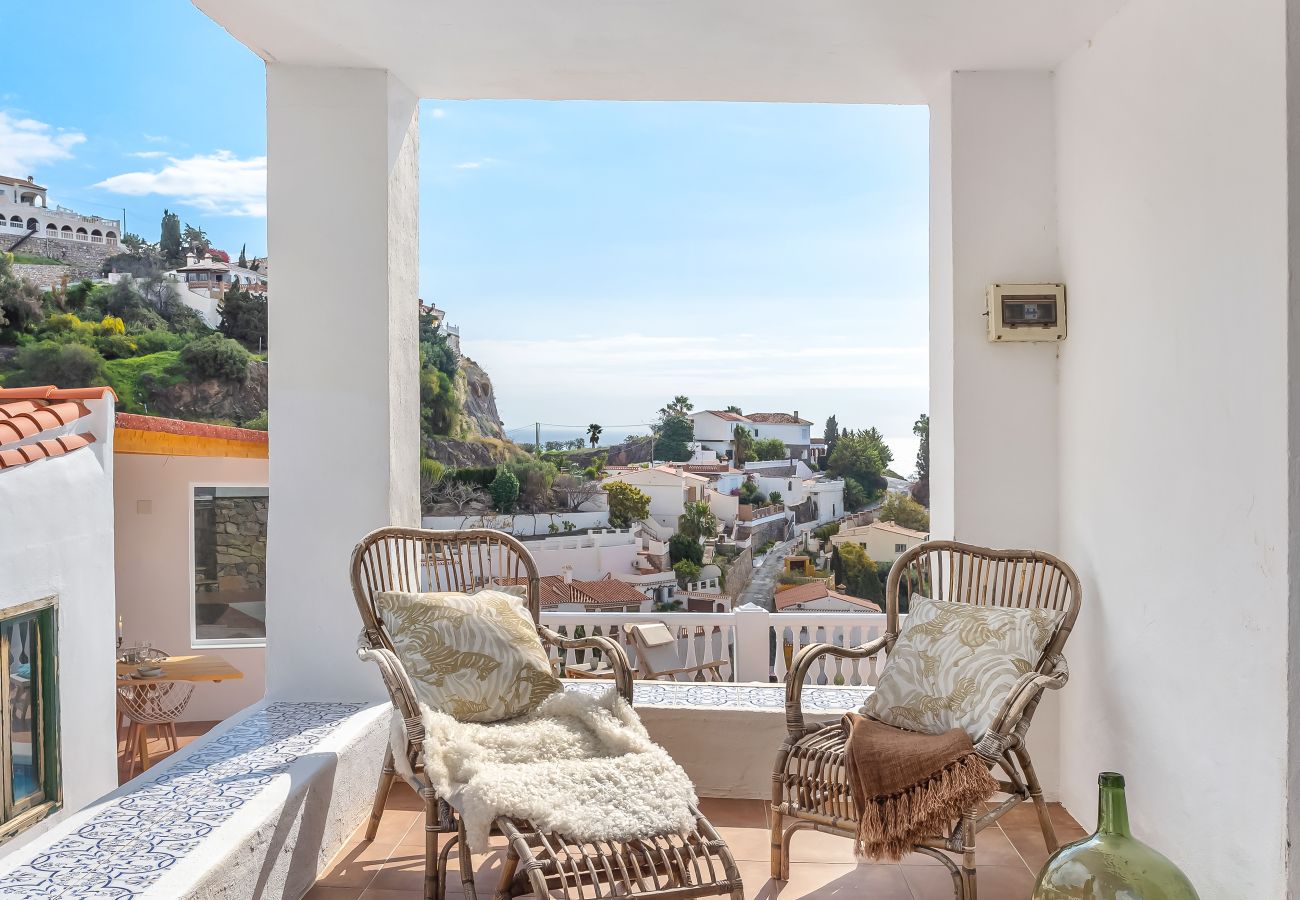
top-left (352, 526), bottom-right (743, 900)
top-left (771, 540), bottom-right (1081, 900)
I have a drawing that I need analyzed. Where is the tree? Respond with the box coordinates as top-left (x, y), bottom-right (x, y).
top-left (419, 458), bottom-right (447, 512)
top-left (656, 414), bottom-right (693, 461)
top-left (489, 466), bottom-right (520, 513)
top-left (724, 405), bottom-right (743, 414)
top-left (218, 286), bottom-right (268, 351)
top-left (732, 424), bottom-right (754, 464)
top-left (668, 533), bottom-right (704, 566)
top-left (0, 253), bottom-right (44, 338)
top-left (182, 223), bottom-right (210, 253)
top-left (768, 491), bottom-right (783, 505)
top-left (827, 429), bottom-right (887, 501)
top-left (606, 481), bottom-right (650, 528)
top-left (553, 473), bottom-right (601, 511)
top-left (237, 243), bottom-right (248, 269)
top-left (678, 500), bottom-right (718, 541)
top-left (159, 210), bottom-right (182, 265)
top-left (911, 412), bottom-right (930, 507)
top-left (863, 426), bottom-right (894, 469)
top-left (207, 248), bottom-right (230, 264)
top-left (179, 334), bottom-right (251, 383)
top-left (122, 233), bottom-right (146, 253)
top-left (587, 423), bottom-right (603, 448)
top-left (843, 477), bottom-right (869, 511)
top-left (673, 558), bottom-right (702, 588)
top-left (437, 480), bottom-right (483, 515)
top-left (739, 479), bottom-right (767, 507)
top-left (659, 395), bottom-right (693, 419)
top-left (836, 543), bottom-right (882, 603)
top-left (753, 437), bottom-right (787, 461)
top-left (812, 522), bottom-right (840, 543)
top-left (878, 492), bottom-right (931, 531)
top-left (824, 415), bottom-right (840, 459)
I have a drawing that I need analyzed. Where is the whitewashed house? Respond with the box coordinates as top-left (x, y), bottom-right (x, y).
top-left (689, 410), bottom-right (815, 460)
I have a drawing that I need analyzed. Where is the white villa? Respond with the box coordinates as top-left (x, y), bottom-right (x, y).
top-left (690, 409), bottom-right (814, 460)
top-left (0, 175), bottom-right (121, 247)
top-left (0, 2), bottom-right (1293, 899)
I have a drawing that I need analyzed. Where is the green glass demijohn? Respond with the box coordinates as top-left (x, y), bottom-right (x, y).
top-left (1032, 773), bottom-right (1199, 900)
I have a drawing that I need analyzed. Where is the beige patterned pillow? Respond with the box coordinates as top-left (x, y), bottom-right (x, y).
top-left (377, 589), bottom-right (561, 723)
top-left (864, 596), bottom-right (1063, 740)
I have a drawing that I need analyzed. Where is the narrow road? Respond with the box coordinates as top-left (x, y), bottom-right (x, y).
top-left (737, 537), bottom-right (799, 611)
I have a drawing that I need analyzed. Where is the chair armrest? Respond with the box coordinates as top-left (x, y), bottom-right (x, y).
top-left (785, 635), bottom-right (892, 738)
top-left (975, 654), bottom-right (1069, 758)
top-left (357, 643), bottom-right (425, 771)
top-left (537, 625), bottom-right (634, 703)
top-left (645, 660), bottom-right (727, 681)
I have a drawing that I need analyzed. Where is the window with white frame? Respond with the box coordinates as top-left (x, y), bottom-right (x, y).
top-left (895, 543), bottom-right (907, 553)
top-left (193, 486), bottom-right (268, 645)
top-left (1, 596), bottom-right (59, 841)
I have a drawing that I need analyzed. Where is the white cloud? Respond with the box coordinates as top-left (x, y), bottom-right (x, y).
top-left (142, 133), bottom-right (169, 143)
top-left (0, 112), bottom-right (85, 173)
top-left (430, 108), bottom-right (447, 119)
top-left (95, 150), bottom-right (267, 217)
top-left (127, 150), bottom-right (167, 159)
top-left (454, 157), bottom-right (498, 170)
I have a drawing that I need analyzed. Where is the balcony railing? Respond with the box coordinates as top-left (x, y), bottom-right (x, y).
top-left (541, 605), bottom-right (892, 685)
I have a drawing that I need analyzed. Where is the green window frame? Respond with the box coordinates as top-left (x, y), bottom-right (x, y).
top-left (0, 595), bottom-right (61, 843)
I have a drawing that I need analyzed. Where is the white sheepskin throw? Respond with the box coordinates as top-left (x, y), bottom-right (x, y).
top-left (419, 687), bottom-right (698, 852)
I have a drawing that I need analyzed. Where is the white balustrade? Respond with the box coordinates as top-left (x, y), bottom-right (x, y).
top-left (539, 606), bottom-right (895, 686)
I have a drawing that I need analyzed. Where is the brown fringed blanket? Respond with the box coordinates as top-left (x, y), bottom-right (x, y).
top-left (842, 712), bottom-right (998, 860)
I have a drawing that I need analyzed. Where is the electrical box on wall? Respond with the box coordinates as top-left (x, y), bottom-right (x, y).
top-left (987, 283), bottom-right (1066, 342)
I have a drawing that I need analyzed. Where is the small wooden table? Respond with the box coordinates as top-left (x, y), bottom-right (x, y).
top-left (116, 654), bottom-right (244, 684)
top-left (116, 655), bottom-right (244, 773)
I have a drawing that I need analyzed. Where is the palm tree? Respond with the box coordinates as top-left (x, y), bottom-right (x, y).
top-left (587, 423), bottom-right (603, 448)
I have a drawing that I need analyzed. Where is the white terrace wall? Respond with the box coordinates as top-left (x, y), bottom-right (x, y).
top-left (114, 454), bottom-right (269, 723)
top-left (1054, 0), bottom-right (1289, 896)
top-left (0, 399), bottom-right (117, 851)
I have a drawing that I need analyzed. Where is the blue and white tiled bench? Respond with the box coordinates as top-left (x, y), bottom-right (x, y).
top-left (0, 701), bottom-right (389, 900)
top-left (0, 683), bottom-right (866, 899)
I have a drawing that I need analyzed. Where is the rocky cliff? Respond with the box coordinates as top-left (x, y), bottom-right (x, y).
top-left (140, 359), bottom-right (267, 424)
top-left (455, 355), bottom-right (505, 440)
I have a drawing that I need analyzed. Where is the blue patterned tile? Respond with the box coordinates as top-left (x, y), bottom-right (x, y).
top-left (0, 702), bottom-right (364, 899)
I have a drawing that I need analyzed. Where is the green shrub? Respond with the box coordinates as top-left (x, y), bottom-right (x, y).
top-left (9, 341), bottom-right (107, 388)
top-left (92, 333), bottom-right (138, 360)
top-left (812, 523), bottom-right (840, 542)
top-left (668, 533), bottom-right (704, 566)
top-left (489, 466), bottom-right (520, 513)
top-left (447, 466), bottom-right (496, 488)
top-left (243, 409), bottom-right (269, 431)
top-left (673, 559), bottom-right (701, 587)
top-left (135, 330), bottom-right (183, 354)
top-left (179, 333), bottom-right (251, 383)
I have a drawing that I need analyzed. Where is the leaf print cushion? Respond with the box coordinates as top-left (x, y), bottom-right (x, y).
top-left (864, 596), bottom-right (1064, 740)
top-left (377, 589), bottom-right (562, 723)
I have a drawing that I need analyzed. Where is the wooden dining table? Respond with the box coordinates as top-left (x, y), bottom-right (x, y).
top-left (116, 654), bottom-right (244, 772)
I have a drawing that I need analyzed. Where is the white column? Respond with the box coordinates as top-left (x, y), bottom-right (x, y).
top-left (928, 72), bottom-right (1063, 799)
top-left (265, 66), bottom-right (420, 701)
top-left (928, 71), bottom-right (1061, 551)
top-left (732, 603), bottom-right (771, 683)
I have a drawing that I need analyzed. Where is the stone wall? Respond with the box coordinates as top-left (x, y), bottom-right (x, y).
top-left (0, 234), bottom-right (114, 279)
top-left (721, 547), bottom-right (754, 600)
top-left (11, 263), bottom-right (74, 291)
top-left (214, 496), bottom-right (268, 592)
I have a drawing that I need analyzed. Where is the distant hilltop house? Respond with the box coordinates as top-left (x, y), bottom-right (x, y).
top-left (171, 251), bottom-right (268, 300)
top-left (420, 300), bottom-right (461, 354)
top-left (0, 174), bottom-right (121, 254)
top-left (829, 519), bottom-right (930, 565)
top-left (689, 409), bottom-right (814, 461)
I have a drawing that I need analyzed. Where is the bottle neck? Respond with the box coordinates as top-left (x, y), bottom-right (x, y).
top-left (1096, 780), bottom-right (1131, 837)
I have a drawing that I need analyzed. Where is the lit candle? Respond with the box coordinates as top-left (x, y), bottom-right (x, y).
top-left (117, 616), bottom-right (123, 639)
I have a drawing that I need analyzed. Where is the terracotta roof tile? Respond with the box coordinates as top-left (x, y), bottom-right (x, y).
top-left (746, 412), bottom-right (812, 425)
top-left (115, 412), bottom-right (268, 444)
top-left (700, 410), bottom-right (750, 423)
top-left (0, 385), bottom-right (108, 471)
top-left (500, 575), bottom-right (647, 609)
top-left (775, 581), bottom-right (882, 612)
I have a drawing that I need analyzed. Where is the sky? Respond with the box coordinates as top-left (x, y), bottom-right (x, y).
top-left (5, 1), bottom-right (930, 474)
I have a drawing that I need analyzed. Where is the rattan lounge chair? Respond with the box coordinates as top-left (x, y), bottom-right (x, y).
top-left (771, 540), bottom-right (1081, 900)
top-left (352, 526), bottom-right (744, 900)
top-left (625, 623), bottom-right (727, 682)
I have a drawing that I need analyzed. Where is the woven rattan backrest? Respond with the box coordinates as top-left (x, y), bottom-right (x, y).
top-left (350, 526), bottom-right (542, 652)
top-left (885, 540), bottom-right (1082, 665)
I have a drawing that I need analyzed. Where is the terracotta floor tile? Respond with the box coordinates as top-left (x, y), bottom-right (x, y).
top-left (316, 840), bottom-right (398, 889)
top-left (737, 859), bottom-right (914, 900)
top-left (383, 783), bottom-right (424, 811)
top-left (700, 797), bottom-right (769, 828)
top-left (303, 887), bottom-right (364, 900)
top-left (903, 863), bottom-right (1038, 900)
